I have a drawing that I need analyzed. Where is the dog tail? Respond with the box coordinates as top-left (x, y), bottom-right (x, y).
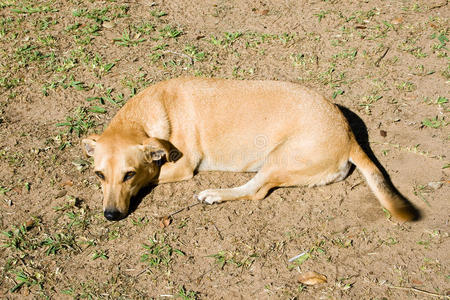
top-left (349, 139), bottom-right (419, 222)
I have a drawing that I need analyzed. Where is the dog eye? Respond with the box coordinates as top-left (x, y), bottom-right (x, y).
top-left (95, 171), bottom-right (105, 180)
top-left (123, 171), bottom-right (136, 182)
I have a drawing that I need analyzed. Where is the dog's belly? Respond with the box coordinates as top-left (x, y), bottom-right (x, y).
top-left (197, 150), bottom-right (265, 172)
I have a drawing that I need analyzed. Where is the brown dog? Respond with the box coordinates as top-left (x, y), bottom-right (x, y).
top-left (82, 77), bottom-right (418, 221)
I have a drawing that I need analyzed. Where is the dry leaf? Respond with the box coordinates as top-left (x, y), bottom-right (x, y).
top-left (12, 187), bottom-right (22, 194)
top-left (25, 219), bottom-right (35, 229)
top-left (391, 17), bottom-right (403, 25)
top-left (298, 271), bottom-right (327, 285)
top-left (260, 9), bottom-right (269, 15)
top-left (61, 181), bottom-right (73, 187)
top-left (159, 216), bottom-right (172, 228)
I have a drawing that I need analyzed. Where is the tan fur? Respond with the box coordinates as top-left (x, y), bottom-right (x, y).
top-left (82, 77), bottom-right (418, 221)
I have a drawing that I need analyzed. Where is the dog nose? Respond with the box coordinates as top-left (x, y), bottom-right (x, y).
top-left (104, 209), bottom-right (123, 221)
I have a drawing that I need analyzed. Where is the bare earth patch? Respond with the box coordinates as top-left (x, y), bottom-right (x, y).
top-left (0, 0), bottom-right (448, 299)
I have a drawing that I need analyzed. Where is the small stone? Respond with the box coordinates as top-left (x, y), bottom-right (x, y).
top-left (428, 181), bottom-right (443, 190)
top-left (380, 130), bottom-right (387, 137)
top-left (55, 190), bottom-right (67, 198)
top-left (102, 21), bottom-right (115, 29)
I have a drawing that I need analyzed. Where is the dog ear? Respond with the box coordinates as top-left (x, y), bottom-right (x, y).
top-left (82, 134), bottom-right (100, 157)
top-left (139, 138), bottom-right (180, 163)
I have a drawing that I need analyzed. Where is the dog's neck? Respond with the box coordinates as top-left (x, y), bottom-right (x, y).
top-left (108, 94), bottom-right (171, 141)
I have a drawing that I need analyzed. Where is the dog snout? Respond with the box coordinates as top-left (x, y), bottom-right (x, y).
top-left (104, 209), bottom-right (125, 221)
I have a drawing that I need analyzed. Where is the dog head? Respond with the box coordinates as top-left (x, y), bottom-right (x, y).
top-left (82, 134), bottom-right (175, 221)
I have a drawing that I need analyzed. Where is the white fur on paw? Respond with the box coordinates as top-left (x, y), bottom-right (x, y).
top-left (197, 190), bottom-right (223, 205)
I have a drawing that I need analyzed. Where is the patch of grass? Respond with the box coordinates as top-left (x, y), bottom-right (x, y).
top-left (130, 216), bottom-right (149, 226)
top-left (422, 116), bottom-right (447, 129)
top-left (208, 250), bottom-right (258, 270)
top-left (10, 269), bottom-right (44, 293)
top-left (12, 5), bottom-right (58, 14)
top-left (413, 184), bottom-right (431, 207)
top-left (66, 209), bottom-right (90, 229)
top-left (121, 72), bottom-right (149, 96)
top-left (359, 94), bottom-right (382, 114)
top-left (56, 107), bottom-right (96, 137)
top-left (87, 87), bottom-right (124, 107)
top-left (332, 237), bottom-right (353, 248)
top-left (396, 81), bottom-right (416, 92)
top-left (210, 32), bottom-right (243, 47)
top-left (92, 250), bottom-right (108, 260)
top-left (178, 285), bottom-right (199, 300)
top-left (72, 6), bottom-right (129, 24)
top-left (41, 232), bottom-right (77, 255)
top-left (114, 30), bottom-right (146, 47)
top-left (332, 89), bottom-right (345, 99)
top-left (314, 10), bottom-right (329, 22)
top-left (436, 96), bottom-right (448, 105)
top-left (332, 48), bottom-right (358, 61)
top-left (151, 10), bottom-right (167, 18)
top-left (14, 44), bottom-right (49, 67)
top-left (431, 31), bottom-right (448, 57)
top-left (184, 45), bottom-right (206, 61)
top-left (140, 234), bottom-right (185, 268)
top-left (2, 223), bottom-right (37, 252)
top-left (159, 25), bottom-right (183, 39)
top-left (0, 185), bottom-right (11, 194)
top-left (0, 76), bottom-right (20, 89)
top-left (33, 16), bottom-right (57, 30)
top-left (134, 22), bottom-right (155, 35)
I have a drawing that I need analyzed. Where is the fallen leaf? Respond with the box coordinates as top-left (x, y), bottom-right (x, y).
top-left (391, 17), bottom-right (403, 25)
top-left (411, 279), bottom-right (423, 285)
top-left (61, 181), bottom-right (73, 187)
top-left (260, 9), bottom-right (269, 15)
top-left (298, 271), bottom-right (327, 285)
top-left (159, 216), bottom-right (172, 228)
top-left (12, 187), bottom-right (22, 194)
top-left (25, 219), bottom-right (35, 230)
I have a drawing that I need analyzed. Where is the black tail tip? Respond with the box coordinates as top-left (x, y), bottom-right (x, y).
top-left (392, 204), bottom-right (421, 222)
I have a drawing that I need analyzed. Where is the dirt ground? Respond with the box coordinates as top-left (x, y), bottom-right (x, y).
top-left (0, 0), bottom-right (449, 299)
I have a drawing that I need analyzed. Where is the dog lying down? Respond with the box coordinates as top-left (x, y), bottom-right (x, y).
top-left (82, 77), bottom-right (419, 222)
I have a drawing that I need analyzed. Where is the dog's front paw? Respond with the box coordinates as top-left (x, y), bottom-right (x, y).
top-left (196, 189), bottom-right (223, 205)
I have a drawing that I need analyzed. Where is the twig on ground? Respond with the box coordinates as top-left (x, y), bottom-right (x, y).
top-left (167, 202), bottom-right (201, 218)
top-left (163, 51), bottom-right (194, 65)
top-left (384, 283), bottom-right (449, 299)
top-left (429, 0), bottom-right (448, 9)
top-left (375, 47), bottom-right (390, 67)
top-left (211, 222), bottom-right (223, 240)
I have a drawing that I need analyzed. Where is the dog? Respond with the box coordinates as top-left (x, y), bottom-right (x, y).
top-left (82, 77), bottom-right (418, 221)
